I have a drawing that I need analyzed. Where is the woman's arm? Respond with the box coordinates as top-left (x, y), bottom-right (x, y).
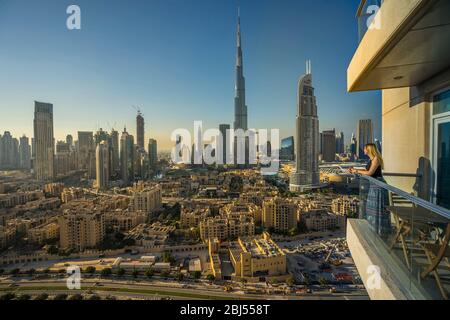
top-left (356, 157), bottom-right (380, 176)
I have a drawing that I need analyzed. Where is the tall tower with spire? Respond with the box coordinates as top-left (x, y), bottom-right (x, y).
top-left (234, 8), bottom-right (248, 132)
top-left (290, 60), bottom-right (320, 192)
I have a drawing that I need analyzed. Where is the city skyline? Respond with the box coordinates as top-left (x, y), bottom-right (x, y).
top-left (0, 0), bottom-right (381, 151)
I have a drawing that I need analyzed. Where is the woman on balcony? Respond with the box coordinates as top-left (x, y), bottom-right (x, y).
top-left (350, 144), bottom-right (391, 237)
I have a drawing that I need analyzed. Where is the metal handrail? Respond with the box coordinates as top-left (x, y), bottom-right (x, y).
top-left (383, 173), bottom-right (422, 178)
top-left (359, 175), bottom-right (450, 220)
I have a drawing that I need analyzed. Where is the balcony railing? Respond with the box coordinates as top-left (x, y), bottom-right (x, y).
top-left (357, 175), bottom-right (450, 299)
top-left (357, 0), bottom-right (384, 43)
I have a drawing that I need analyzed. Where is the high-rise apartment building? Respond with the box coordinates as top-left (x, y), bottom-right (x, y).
top-left (96, 141), bottom-right (110, 190)
top-left (19, 135), bottom-right (31, 170)
top-left (120, 128), bottom-right (134, 184)
top-left (136, 111), bottom-right (145, 150)
top-left (148, 139), bottom-right (158, 169)
top-left (357, 119), bottom-right (374, 159)
top-left (109, 129), bottom-right (120, 178)
top-left (77, 131), bottom-right (95, 178)
top-left (34, 101), bottom-right (55, 181)
top-left (321, 129), bottom-right (336, 162)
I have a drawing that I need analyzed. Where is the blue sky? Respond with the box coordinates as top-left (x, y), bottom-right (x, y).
top-left (0, 0), bottom-right (381, 151)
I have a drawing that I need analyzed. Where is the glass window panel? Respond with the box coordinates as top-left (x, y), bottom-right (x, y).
top-left (433, 89), bottom-right (450, 115)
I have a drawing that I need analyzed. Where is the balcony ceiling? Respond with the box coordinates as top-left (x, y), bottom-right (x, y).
top-left (348, 0), bottom-right (450, 92)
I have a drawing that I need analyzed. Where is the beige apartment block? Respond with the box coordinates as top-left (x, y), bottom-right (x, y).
top-left (131, 184), bottom-right (162, 214)
top-left (228, 232), bottom-right (286, 279)
top-left (262, 197), bottom-right (298, 232)
top-left (59, 211), bottom-right (105, 251)
top-left (27, 222), bottom-right (59, 244)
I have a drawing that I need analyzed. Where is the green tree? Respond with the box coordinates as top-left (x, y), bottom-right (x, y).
top-left (319, 277), bottom-right (328, 287)
top-left (101, 268), bottom-right (112, 277)
top-left (0, 269), bottom-right (4, 275)
top-left (54, 294), bottom-right (68, 300)
top-left (162, 251), bottom-right (175, 264)
top-left (0, 293), bottom-right (16, 301)
top-left (27, 268), bottom-right (36, 276)
top-left (145, 268), bottom-right (154, 279)
top-left (192, 271), bottom-right (201, 280)
top-left (88, 294), bottom-right (101, 300)
top-left (34, 293), bottom-right (49, 301)
top-left (85, 266), bottom-right (96, 274)
top-left (10, 268), bottom-right (20, 276)
top-left (177, 272), bottom-right (184, 281)
top-left (206, 274), bottom-right (215, 282)
top-left (132, 269), bottom-right (139, 278)
top-left (68, 294), bottom-right (83, 301)
top-left (286, 276), bottom-right (296, 287)
top-left (116, 268), bottom-right (126, 277)
top-left (17, 294), bottom-right (31, 301)
top-left (47, 245), bottom-right (58, 255)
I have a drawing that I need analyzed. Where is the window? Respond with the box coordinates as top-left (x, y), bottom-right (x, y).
top-left (432, 89), bottom-right (450, 209)
top-left (433, 90), bottom-right (450, 115)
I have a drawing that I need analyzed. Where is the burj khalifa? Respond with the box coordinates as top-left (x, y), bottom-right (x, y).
top-left (234, 10), bottom-right (248, 132)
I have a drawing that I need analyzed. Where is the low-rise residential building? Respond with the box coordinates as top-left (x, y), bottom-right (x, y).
top-left (180, 206), bottom-right (210, 228)
top-left (301, 209), bottom-right (344, 232)
top-left (331, 196), bottom-right (359, 217)
top-left (27, 222), bottom-right (59, 244)
top-left (199, 214), bottom-right (255, 243)
top-left (0, 225), bottom-right (16, 249)
top-left (228, 232), bottom-right (287, 279)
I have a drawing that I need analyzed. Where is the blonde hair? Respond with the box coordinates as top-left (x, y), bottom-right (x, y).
top-left (365, 143), bottom-right (384, 170)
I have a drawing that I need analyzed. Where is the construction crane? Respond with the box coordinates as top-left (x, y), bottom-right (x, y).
top-left (131, 105), bottom-right (144, 117)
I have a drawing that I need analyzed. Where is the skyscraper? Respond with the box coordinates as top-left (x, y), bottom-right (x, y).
top-left (0, 131), bottom-right (19, 169)
top-left (19, 135), bottom-right (31, 170)
top-left (34, 101), bottom-right (55, 181)
top-left (66, 135), bottom-right (74, 149)
top-left (233, 10), bottom-right (248, 132)
top-left (219, 124), bottom-right (230, 165)
top-left (350, 133), bottom-right (357, 158)
top-left (322, 129), bottom-right (336, 162)
top-left (280, 137), bottom-right (295, 162)
top-left (148, 139), bottom-right (158, 169)
top-left (109, 129), bottom-right (120, 178)
top-left (136, 111), bottom-right (145, 151)
top-left (96, 141), bottom-right (110, 190)
top-left (290, 61), bottom-right (320, 192)
top-left (120, 128), bottom-right (134, 184)
top-left (357, 119), bottom-right (374, 160)
top-left (336, 131), bottom-right (345, 154)
top-left (77, 131), bottom-right (95, 178)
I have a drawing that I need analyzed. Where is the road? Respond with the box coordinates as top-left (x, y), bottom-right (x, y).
top-left (0, 277), bottom-right (369, 300)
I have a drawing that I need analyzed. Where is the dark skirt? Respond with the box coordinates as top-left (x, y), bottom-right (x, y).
top-left (360, 177), bottom-right (392, 236)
